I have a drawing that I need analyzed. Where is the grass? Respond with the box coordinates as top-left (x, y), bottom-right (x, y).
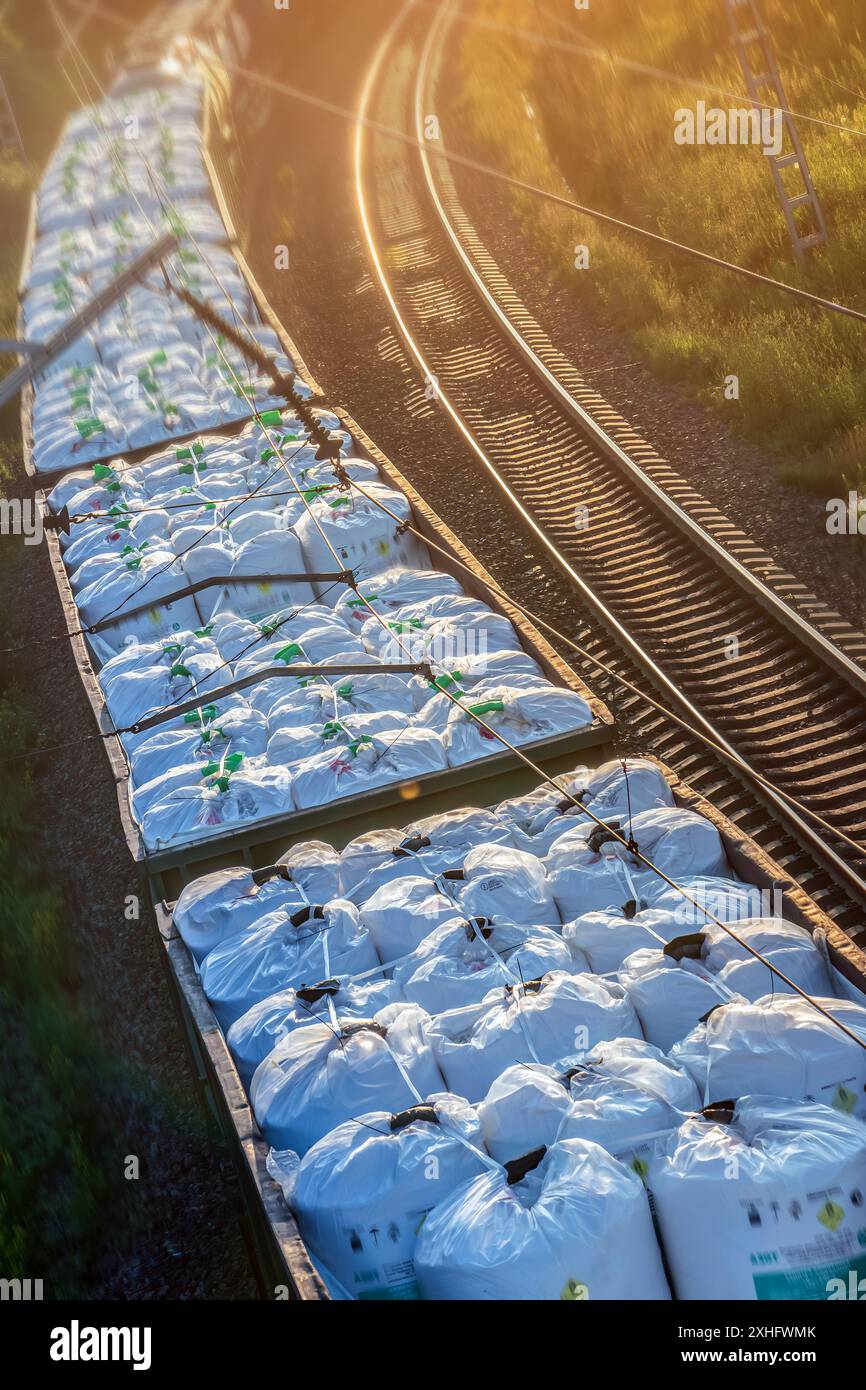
top-left (0, 9), bottom-right (153, 1298)
top-left (453, 0), bottom-right (866, 493)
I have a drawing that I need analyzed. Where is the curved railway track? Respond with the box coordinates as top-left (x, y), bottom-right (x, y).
top-left (354, 0), bottom-right (866, 940)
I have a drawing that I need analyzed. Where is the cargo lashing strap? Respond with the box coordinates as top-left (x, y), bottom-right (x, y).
top-left (122, 657), bottom-right (434, 735)
top-left (84, 571), bottom-right (355, 634)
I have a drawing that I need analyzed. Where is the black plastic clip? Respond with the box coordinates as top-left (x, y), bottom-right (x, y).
top-left (42, 504), bottom-right (71, 536)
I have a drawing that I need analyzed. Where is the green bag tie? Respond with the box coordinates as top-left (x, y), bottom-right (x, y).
top-left (466, 700), bottom-right (505, 718)
top-left (275, 642), bottom-right (303, 664)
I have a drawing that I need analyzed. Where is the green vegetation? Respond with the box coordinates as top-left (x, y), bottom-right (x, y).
top-left (0, 13), bottom-right (145, 1299)
top-left (455, 0), bottom-right (866, 491)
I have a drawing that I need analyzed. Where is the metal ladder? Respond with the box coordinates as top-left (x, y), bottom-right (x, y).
top-left (725, 0), bottom-right (827, 263)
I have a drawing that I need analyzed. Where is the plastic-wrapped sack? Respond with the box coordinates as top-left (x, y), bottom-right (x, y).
top-left (650, 1097), bottom-right (866, 1300)
top-left (129, 705), bottom-right (268, 788)
top-left (414, 1139), bottom-right (670, 1300)
top-left (339, 806), bottom-right (516, 899)
top-left (622, 919), bottom-right (837, 1053)
top-left (250, 1002), bottom-right (444, 1153)
top-left (618, 947), bottom-right (740, 1053)
top-left (359, 875), bottom-right (458, 962)
top-left (478, 1037), bottom-right (700, 1165)
top-left (138, 763), bottom-right (294, 852)
top-left (427, 971), bottom-right (643, 1103)
top-left (497, 758), bottom-right (675, 855)
top-left (227, 976), bottom-right (401, 1087)
top-left (173, 843), bottom-right (341, 963)
top-left (291, 729), bottom-right (448, 811)
top-left (392, 918), bottom-right (576, 1014)
top-left (296, 485), bottom-right (430, 603)
top-left (563, 905), bottom-right (687, 975)
top-left (266, 670), bottom-right (419, 734)
top-left (671, 994), bottom-right (866, 1115)
top-left (334, 566), bottom-right (462, 629)
top-left (290, 1094), bottom-right (490, 1299)
top-left (101, 650), bottom-right (229, 732)
top-left (201, 900), bottom-right (378, 1029)
top-left (457, 842), bottom-right (561, 929)
top-left (651, 874), bottom-right (775, 931)
top-left (76, 548), bottom-right (203, 652)
top-left (267, 711), bottom-right (404, 767)
top-left (544, 806), bottom-right (728, 920)
top-left (443, 685), bottom-right (593, 767)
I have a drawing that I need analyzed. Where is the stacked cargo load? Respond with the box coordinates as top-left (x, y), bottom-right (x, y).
top-left (165, 760), bottom-right (866, 1301)
top-left (22, 52), bottom-right (866, 1306)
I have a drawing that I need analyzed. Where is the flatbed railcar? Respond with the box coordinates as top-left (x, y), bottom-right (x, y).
top-left (22, 52), bottom-right (613, 893)
top-left (17, 16), bottom-right (866, 1304)
top-left (152, 756), bottom-right (866, 1299)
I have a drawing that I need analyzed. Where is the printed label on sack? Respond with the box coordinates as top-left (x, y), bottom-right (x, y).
top-left (337, 1207), bottom-right (431, 1301)
top-left (741, 1171), bottom-right (866, 1300)
top-left (754, 1250), bottom-right (866, 1301)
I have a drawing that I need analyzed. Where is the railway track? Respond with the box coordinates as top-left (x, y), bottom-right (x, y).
top-left (354, 0), bottom-right (866, 941)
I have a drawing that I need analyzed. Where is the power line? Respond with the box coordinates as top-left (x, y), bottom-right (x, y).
top-left (221, 55), bottom-right (866, 325)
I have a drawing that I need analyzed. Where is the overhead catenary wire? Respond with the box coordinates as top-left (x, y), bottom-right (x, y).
top-left (65, 0), bottom-right (866, 142)
top-left (213, 54), bottom-right (866, 327)
top-left (408, 0), bottom-right (866, 140)
top-left (42, 8), bottom-right (866, 1053)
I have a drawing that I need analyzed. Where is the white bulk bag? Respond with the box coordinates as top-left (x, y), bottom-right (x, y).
top-left (250, 1002), bottom-right (444, 1153)
top-left (173, 842), bottom-right (341, 963)
top-left (291, 729), bottom-right (448, 812)
top-left (102, 650), bottom-right (227, 731)
top-left (200, 900), bottom-right (378, 1029)
top-left (291, 1094), bottom-right (489, 1300)
top-left (563, 906), bottom-right (684, 974)
top-left (457, 842), bottom-right (562, 929)
top-left (267, 711), bottom-right (403, 768)
top-left (295, 485), bottom-right (430, 602)
top-left (671, 994), bottom-right (866, 1115)
top-left (359, 875), bottom-right (457, 962)
top-left (650, 1097), bottom-right (866, 1301)
top-left (479, 1037), bottom-right (700, 1165)
top-left (334, 567), bottom-right (461, 629)
top-left (443, 685), bottom-right (593, 767)
top-left (414, 1139), bottom-right (670, 1301)
top-left (220, 529), bottom-right (314, 624)
top-left (557, 1058), bottom-right (700, 1177)
top-left (702, 916), bottom-right (833, 986)
top-left (619, 949), bottom-right (740, 1053)
top-left (392, 918), bottom-right (576, 1014)
top-left (477, 1062), bottom-right (576, 1166)
top-left (76, 548), bottom-right (204, 652)
top-left (651, 874), bottom-right (773, 930)
top-left (428, 971), bottom-right (643, 1103)
top-left (227, 976), bottom-right (402, 1087)
top-left (497, 758), bottom-right (675, 855)
top-left (129, 706), bottom-right (268, 788)
top-left (544, 807), bottom-right (728, 921)
top-left (339, 806), bottom-right (515, 899)
top-left (139, 764), bottom-right (294, 854)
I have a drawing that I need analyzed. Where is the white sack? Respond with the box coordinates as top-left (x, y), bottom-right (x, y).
top-left (414, 1139), bottom-right (670, 1301)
